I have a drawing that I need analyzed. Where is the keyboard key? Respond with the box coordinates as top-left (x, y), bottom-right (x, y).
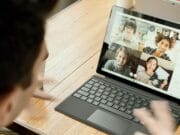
top-left (95, 92), bottom-right (102, 97)
top-left (107, 102), bottom-right (113, 107)
top-left (92, 86), bottom-right (98, 91)
top-left (120, 102), bottom-right (126, 107)
top-left (136, 99), bottom-right (142, 104)
top-left (85, 84), bottom-right (92, 88)
top-left (105, 87), bottom-right (111, 91)
top-left (119, 107), bottom-right (126, 112)
top-left (110, 86), bottom-right (115, 89)
top-left (92, 101), bottom-right (99, 106)
top-left (98, 89), bottom-right (104, 93)
top-left (89, 90), bottom-right (96, 94)
top-left (115, 96), bottom-right (122, 100)
top-left (107, 97), bottom-right (113, 102)
top-left (89, 94), bottom-right (95, 99)
top-left (92, 78), bottom-right (98, 82)
top-left (81, 87), bottom-right (90, 92)
top-left (112, 104), bottom-right (120, 110)
top-left (113, 100), bottom-right (120, 105)
top-left (117, 92), bottom-right (123, 96)
top-left (73, 93), bottom-right (81, 98)
top-left (123, 91), bottom-right (128, 94)
top-left (87, 98), bottom-right (93, 103)
top-left (99, 85), bottom-right (106, 89)
top-left (104, 83), bottom-right (110, 87)
top-left (94, 83), bottom-right (100, 87)
top-left (171, 109), bottom-right (179, 115)
top-left (100, 99), bottom-right (107, 104)
top-left (103, 91), bottom-right (110, 95)
top-left (112, 90), bottom-right (117, 94)
top-left (99, 81), bottom-right (104, 85)
top-left (122, 98), bottom-right (128, 103)
top-left (126, 109), bottom-right (132, 114)
top-left (102, 95), bottom-right (108, 99)
top-left (81, 96), bottom-right (87, 100)
top-left (88, 80), bottom-right (94, 85)
top-left (128, 101), bottom-right (134, 105)
top-left (94, 97), bottom-right (101, 101)
top-left (129, 97), bottom-right (136, 101)
top-left (172, 113), bottom-right (179, 119)
top-left (134, 103), bottom-right (141, 108)
top-left (124, 94), bottom-right (130, 99)
top-left (77, 90), bottom-right (89, 97)
top-left (142, 101), bottom-right (149, 107)
top-left (109, 94), bottom-right (115, 98)
top-left (126, 105), bottom-right (133, 110)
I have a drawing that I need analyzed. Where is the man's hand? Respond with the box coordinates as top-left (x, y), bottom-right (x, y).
top-left (33, 75), bottom-right (58, 101)
top-left (133, 101), bottom-right (175, 135)
top-left (33, 89), bottom-right (55, 101)
top-left (22, 76), bottom-right (58, 118)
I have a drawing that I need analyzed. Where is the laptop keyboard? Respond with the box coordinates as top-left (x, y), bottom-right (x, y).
top-left (72, 77), bottom-right (180, 124)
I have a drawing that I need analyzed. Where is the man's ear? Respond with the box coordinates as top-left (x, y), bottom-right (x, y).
top-left (0, 88), bottom-right (19, 127)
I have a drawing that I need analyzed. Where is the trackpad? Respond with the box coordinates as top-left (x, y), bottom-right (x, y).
top-left (87, 109), bottom-right (130, 135)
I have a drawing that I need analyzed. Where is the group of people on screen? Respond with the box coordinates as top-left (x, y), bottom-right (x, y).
top-left (103, 18), bottom-right (179, 91)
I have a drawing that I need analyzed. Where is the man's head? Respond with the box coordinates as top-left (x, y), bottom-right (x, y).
top-left (0, 0), bottom-right (57, 126)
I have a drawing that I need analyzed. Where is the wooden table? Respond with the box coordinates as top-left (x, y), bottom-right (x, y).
top-left (16, 0), bottom-right (180, 134)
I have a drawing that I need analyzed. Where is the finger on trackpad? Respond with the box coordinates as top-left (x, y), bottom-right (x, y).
top-left (87, 109), bottom-right (130, 135)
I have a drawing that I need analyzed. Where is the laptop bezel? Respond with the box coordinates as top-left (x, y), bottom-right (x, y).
top-left (96, 6), bottom-right (180, 103)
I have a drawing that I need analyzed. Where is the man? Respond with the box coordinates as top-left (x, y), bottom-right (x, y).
top-left (0, 0), bottom-right (58, 131)
top-left (0, 0), bottom-right (176, 134)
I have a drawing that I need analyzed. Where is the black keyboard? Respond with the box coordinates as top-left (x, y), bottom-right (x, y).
top-left (73, 77), bottom-right (180, 124)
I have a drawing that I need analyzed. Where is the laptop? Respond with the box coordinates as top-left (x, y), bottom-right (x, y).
top-left (55, 6), bottom-right (180, 135)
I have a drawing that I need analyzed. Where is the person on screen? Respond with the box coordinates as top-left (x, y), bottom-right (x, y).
top-left (104, 46), bottom-right (131, 76)
top-left (111, 19), bottom-right (138, 50)
top-left (135, 57), bottom-right (168, 89)
top-left (143, 33), bottom-right (174, 61)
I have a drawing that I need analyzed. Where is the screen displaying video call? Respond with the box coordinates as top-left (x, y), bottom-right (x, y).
top-left (102, 9), bottom-right (180, 99)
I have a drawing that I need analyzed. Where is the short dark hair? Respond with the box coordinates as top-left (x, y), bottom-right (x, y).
top-left (0, 0), bottom-right (57, 96)
top-left (122, 19), bottom-right (137, 34)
